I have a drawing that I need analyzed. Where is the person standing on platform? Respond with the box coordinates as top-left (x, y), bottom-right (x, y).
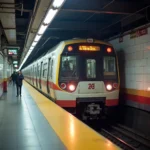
top-left (16, 71), bottom-right (24, 97)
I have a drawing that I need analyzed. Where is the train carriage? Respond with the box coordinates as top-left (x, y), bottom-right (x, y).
top-left (23, 39), bottom-right (120, 120)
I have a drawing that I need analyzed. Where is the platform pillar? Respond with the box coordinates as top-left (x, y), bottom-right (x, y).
top-left (3, 56), bottom-right (7, 92)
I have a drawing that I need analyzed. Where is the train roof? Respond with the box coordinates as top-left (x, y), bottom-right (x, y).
top-left (63, 38), bottom-right (112, 46)
top-left (29, 38), bottom-right (113, 65)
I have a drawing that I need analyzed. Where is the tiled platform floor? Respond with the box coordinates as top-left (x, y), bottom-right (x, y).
top-left (0, 84), bottom-right (67, 150)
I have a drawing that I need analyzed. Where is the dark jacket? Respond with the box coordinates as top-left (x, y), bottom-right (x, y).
top-left (16, 74), bottom-right (24, 85)
top-left (11, 73), bottom-right (17, 81)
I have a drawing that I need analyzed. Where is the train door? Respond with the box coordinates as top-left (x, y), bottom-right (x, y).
top-left (47, 58), bottom-right (51, 94)
top-left (42, 62), bottom-right (48, 93)
top-left (39, 62), bottom-right (43, 89)
top-left (49, 59), bottom-right (55, 99)
top-left (36, 64), bottom-right (39, 88)
top-left (33, 66), bottom-right (35, 85)
top-left (36, 65), bottom-right (38, 87)
top-left (29, 67), bottom-right (31, 83)
top-left (31, 66), bottom-right (34, 85)
top-left (30, 67), bottom-right (32, 83)
top-left (37, 64), bottom-right (40, 88)
top-left (78, 55), bottom-right (104, 94)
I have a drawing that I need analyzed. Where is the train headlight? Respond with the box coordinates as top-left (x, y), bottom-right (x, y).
top-left (68, 84), bottom-right (76, 92)
top-left (113, 83), bottom-right (118, 88)
top-left (60, 83), bottom-right (67, 90)
top-left (106, 84), bottom-right (112, 91)
top-left (107, 47), bottom-right (112, 53)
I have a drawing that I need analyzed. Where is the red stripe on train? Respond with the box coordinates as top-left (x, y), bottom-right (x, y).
top-left (56, 99), bottom-right (119, 107)
top-left (25, 77), bottom-right (60, 90)
top-left (56, 100), bottom-right (76, 107)
top-left (105, 99), bottom-right (119, 106)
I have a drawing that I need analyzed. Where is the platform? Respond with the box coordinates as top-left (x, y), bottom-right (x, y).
top-left (0, 81), bottom-right (121, 150)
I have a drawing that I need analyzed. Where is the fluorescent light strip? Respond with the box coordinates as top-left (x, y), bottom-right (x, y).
top-left (34, 34), bottom-right (42, 42)
top-left (32, 41), bottom-right (37, 47)
top-left (29, 46), bottom-right (34, 50)
top-left (38, 25), bottom-right (48, 35)
top-left (19, 0), bottom-right (66, 70)
top-left (52, 0), bottom-right (65, 8)
top-left (43, 9), bottom-right (58, 24)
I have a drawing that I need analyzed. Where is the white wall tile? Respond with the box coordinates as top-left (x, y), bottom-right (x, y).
top-left (110, 27), bottom-right (150, 90)
top-left (135, 75), bottom-right (144, 82)
top-left (143, 75), bottom-right (150, 82)
top-left (134, 59), bottom-right (147, 67)
top-left (144, 67), bottom-right (150, 74)
top-left (143, 41), bottom-right (150, 51)
top-left (134, 67), bottom-right (144, 74)
top-left (131, 52), bottom-right (136, 60)
top-left (125, 80), bottom-right (136, 89)
top-left (136, 50), bottom-right (144, 59)
top-left (147, 58), bottom-right (150, 65)
top-left (125, 60), bottom-right (135, 67)
top-left (135, 34), bottom-right (150, 45)
top-left (125, 74), bottom-right (135, 81)
top-left (135, 82), bottom-right (144, 90)
top-left (144, 82), bottom-right (150, 91)
top-left (125, 67), bottom-right (135, 74)
top-left (143, 50), bottom-right (150, 58)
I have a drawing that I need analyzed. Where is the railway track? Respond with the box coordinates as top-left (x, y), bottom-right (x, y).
top-left (100, 124), bottom-right (150, 150)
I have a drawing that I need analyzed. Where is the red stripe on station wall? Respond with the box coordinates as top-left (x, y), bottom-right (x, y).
top-left (105, 99), bottom-right (119, 106)
top-left (124, 94), bottom-right (150, 105)
top-left (56, 100), bottom-right (76, 107)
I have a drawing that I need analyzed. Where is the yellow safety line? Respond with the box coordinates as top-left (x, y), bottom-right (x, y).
top-left (24, 81), bottom-right (120, 150)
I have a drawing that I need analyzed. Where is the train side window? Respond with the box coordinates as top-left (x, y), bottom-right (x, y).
top-left (50, 60), bottom-right (53, 79)
top-left (32, 66), bottom-right (34, 77)
top-left (43, 63), bottom-right (48, 78)
top-left (40, 62), bottom-right (43, 78)
top-left (38, 65), bottom-right (40, 77)
top-left (48, 58), bottom-right (51, 79)
top-left (36, 65), bottom-right (38, 77)
top-left (103, 56), bottom-right (116, 76)
top-left (35, 67), bottom-right (36, 77)
top-left (86, 59), bottom-right (96, 78)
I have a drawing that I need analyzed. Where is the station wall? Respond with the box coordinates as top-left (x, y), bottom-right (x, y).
top-left (110, 27), bottom-right (150, 112)
top-left (0, 53), bottom-right (3, 97)
top-left (0, 53), bottom-right (13, 97)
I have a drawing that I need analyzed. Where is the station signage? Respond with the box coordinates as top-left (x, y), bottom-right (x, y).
top-left (8, 49), bottom-right (17, 55)
top-left (130, 28), bottom-right (148, 39)
top-left (13, 61), bottom-right (18, 64)
top-left (79, 45), bottom-right (100, 51)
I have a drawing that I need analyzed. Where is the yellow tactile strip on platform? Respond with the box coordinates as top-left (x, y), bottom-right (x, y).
top-left (24, 81), bottom-right (121, 150)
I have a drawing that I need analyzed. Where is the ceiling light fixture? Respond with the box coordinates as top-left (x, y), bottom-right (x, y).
top-left (19, 0), bottom-right (66, 70)
top-left (52, 0), bottom-right (65, 8)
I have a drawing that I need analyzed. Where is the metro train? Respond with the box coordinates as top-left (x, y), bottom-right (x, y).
top-left (22, 39), bottom-right (120, 120)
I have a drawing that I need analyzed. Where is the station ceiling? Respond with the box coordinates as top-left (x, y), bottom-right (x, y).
top-left (15, 0), bottom-right (35, 61)
top-left (2, 0), bottom-right (150, 68)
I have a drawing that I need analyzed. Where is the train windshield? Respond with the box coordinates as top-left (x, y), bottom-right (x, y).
top-left (86, 59), bottom-right (96, 79)
top-left (103, 56), bottom-right (116, 79)
top-left (60, 56), bottom-right (78, 80)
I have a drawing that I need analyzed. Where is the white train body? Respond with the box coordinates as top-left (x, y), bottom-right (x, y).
top-left (23, 39), bottom-right (119, 119)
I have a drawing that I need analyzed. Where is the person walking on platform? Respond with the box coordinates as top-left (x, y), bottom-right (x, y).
top-left (16, 71), bottom-right (24, 97)
top-left (11, 71), bottom-right (17, 86)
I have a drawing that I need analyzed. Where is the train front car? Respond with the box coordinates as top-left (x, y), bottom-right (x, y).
top-left (56, 39), bottom-right (119, 120)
